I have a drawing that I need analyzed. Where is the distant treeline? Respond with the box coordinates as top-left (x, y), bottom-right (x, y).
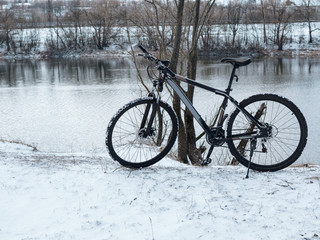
top-left (0, 0), bottom-right (319, 57)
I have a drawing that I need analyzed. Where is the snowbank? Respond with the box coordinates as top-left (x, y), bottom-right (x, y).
top-left (0, 142), bottom-right (319, 240)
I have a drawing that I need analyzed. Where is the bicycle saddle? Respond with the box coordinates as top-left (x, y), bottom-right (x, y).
top-left (221, 57), bottom-right (251, 68)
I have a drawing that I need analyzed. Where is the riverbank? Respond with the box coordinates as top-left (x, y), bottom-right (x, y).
top-left (1, 42), bottom-right (320, 61)
top-left (263, 48), bottom-right (320, 58)
top-left (0, 47), bottom-right (131, 60)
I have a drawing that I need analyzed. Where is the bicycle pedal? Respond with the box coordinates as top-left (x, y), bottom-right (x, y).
top-left (201, 158), bottom-right (212, 166)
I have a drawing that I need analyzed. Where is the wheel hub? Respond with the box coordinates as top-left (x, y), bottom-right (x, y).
top-left (138, 127), bottom-right (156, 138)
top-left (259, 123), bottom-right (275, 138)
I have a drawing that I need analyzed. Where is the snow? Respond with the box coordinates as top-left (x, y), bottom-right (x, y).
top-left (1, 141), bottom-right (319, 240)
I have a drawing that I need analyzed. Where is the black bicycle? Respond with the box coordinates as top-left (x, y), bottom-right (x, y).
top-left (106, 45), bottom-right (308, 174)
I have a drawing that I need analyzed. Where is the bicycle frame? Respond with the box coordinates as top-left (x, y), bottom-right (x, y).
top-left (164, 70), bottom-right (267, 141)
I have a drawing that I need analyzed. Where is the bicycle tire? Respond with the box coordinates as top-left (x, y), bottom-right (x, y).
top-left (227, 94), bottom-right (308, 172)
top-left (106, 97), bottom-right (178, 168)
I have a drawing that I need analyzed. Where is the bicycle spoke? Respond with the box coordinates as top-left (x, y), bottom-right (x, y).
top-left (227, 94), bottom-right (307, 171)
top-left (106, 98), bottom-right (178, 168)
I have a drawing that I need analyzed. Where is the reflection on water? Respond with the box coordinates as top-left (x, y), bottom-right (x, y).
top-left (198, 57), bottom-right (320, 86)
top-left (0, 57), bottom-right (319, 164)
top-left (249, 58), bottom-right (319, 83)
top-left (0, 58), bottom-right (137, 87)
top-left (1, 57), bottom-right (319, 88)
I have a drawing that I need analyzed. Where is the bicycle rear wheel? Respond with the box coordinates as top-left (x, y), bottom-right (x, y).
top-left (227, 94), bottom-right (308, 172)
top-left (106, 97), bottom-right (178, 168)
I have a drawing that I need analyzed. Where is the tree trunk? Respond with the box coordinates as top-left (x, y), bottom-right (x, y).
top-left (169, 0), bottom-right (188, 163)
top-left (308, 21), bottom-right (313, 43)
top-left (232, 29), bottom-right (237, 47)
top-left (6, 30), bottom-right (10, 52)
top-left (185, 0), bottom-right (203, 165)
top-left (261, 0), bottom-right (268, 44)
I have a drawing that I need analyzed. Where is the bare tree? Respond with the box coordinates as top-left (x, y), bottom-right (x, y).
top-left (85, 0), bottom-right (119, 49)
top-left (0, 8), bottom-right (16, 52)
top-left (170, 0), bottom-right (188, 163)
top-left (47, 0), bottom-right (54, 24)
top-left (300, 0), bottom-right (319, 43)
top-left (66, 1), bottom-right (84, 50)
top-left (260, 0), bottom-right (269, 44)
top-left (226, 0), bottom-right (243, 47)
top-left (171, 0), bottom-right (215, 165)
top-left (269, 0), bottom-right (294, 51)
top-left (126, 0), bottom-right (175, 58)
top-left (126, 0), bottom-right (215, 164)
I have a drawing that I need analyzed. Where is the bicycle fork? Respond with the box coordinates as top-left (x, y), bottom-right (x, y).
top-left (139, 96), bottom-right (160, 138)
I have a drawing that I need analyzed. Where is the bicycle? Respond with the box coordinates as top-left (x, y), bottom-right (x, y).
top-left (106, 45), bottom-right (308, 175)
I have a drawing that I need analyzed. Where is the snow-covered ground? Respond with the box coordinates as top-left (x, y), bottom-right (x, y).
top-left (0, 141), bottom-right (319, 240)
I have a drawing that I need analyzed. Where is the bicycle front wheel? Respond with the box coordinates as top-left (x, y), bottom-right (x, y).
top-left (106, 97), bottom-right (178, 168)
top-left (227, 94), bottom-right (308, 172)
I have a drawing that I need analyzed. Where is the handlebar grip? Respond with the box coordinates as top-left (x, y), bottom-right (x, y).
top-left (138, 45), bottom-right (148, 54)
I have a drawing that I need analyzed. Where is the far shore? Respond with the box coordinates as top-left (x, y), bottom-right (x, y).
top-left (1, 46), bottom-right (320, 61)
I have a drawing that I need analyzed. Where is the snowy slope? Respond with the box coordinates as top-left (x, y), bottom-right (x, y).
top-left (0, 141), bottom-right (319, 240)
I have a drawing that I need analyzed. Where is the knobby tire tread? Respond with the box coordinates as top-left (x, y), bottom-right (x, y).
top-left (106, 97), bottom-right (178, 168)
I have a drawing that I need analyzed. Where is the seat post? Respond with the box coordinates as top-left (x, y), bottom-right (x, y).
top-left (221, 57), bottom-right (251, 94)
top-left (216, 64), bottom-right (238, 129)
top-left (226, 65), bottom-right (238, 95)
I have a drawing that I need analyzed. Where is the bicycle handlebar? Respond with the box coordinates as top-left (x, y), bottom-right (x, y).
top-left (138, 45), bottom-right (148, 54)
top-left (137, 45), bottom-right (175, 78)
